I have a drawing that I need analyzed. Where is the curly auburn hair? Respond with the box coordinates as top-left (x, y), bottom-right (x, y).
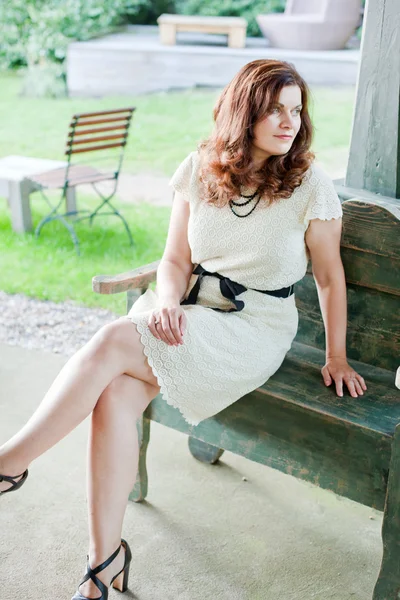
top-left (198, 59), bottom-right (315, 206)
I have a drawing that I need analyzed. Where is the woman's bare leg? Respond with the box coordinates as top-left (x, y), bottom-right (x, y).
top-left (0, 318), bottom-right (158, 491)
top-left (78, 374), bottom-right (159, 598)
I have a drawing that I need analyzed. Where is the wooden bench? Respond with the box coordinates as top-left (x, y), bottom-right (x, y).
top-left (156, 14), bottom-right (247, 49)
top-left (93, 198), bottom-right (400, 598)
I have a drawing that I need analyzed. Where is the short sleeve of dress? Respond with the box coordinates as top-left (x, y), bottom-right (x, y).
top-left (303, 164), bottom-right (343, 227)
top-left (169, 152), bottom-right (195, 202)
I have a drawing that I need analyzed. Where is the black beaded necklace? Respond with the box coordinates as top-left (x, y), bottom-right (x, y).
top-left (229, 188), bottom-right (261, 218)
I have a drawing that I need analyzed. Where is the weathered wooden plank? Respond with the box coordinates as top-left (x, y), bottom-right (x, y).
top-left (298, 274), bottom-right (399, 334)
top-left (138, 346), bottom-right (398, 511)
top-left (92, 260), bottom-right (160, 294)
top-left (341, 200), bottom-right (400, 259)
top-left (305, 200), bottom-right (400, 297)
top-left (295, 275), bottom-right (400, 371)
top-left (341, 248), bottom-right (400, 297)
top-left (306, 251), bottom-right (400, 297)
top-left (373, 423), bottom-right (400, 599)
top-left (297, 316), bottom-right (399, 372)
top-left (336, 185), bottom-right (400, 217)
top-left (145, 388), bottom-right (391, 510)
top-left (261, 342), bottom-right (400, 436)
top-left (346, 0), bottom-right (400, 198)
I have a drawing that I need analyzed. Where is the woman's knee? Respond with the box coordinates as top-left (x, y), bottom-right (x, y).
top-left (86, 318), bottom-right (138, 363)
top-left (83, 317), bottom-right (158, 387)
top-left (95, 374), bottom-right (158, 420)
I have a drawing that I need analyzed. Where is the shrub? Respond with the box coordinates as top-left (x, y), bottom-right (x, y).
top-left (125, 0), bottom-right (176, 25)
top-left (0, 0), bottom-right (146, 71)
top-left (0, 0), bottom-right (149, 96)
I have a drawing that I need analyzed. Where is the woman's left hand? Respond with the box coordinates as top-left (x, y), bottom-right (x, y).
top-left (321, 357), bottom-right (367, 398)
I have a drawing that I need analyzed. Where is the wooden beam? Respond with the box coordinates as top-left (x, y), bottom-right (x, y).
top-left (346, 0), bottom-right (400, 199)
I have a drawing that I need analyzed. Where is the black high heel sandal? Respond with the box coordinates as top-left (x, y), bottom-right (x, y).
top-left (72, 538), bottom-right (132, 600)
top-left (0, 469), bottom-right (29, 496)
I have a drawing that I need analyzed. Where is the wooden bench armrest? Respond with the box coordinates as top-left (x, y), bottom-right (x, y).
top-left (92, 260), bottom-right (161, 295)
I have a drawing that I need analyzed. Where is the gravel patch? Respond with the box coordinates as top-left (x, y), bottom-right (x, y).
top-left (0, 291), bottom-right (119, 357)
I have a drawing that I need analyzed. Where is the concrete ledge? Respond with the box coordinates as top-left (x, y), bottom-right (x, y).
top-left (67, 26), bottom-right (360, 97)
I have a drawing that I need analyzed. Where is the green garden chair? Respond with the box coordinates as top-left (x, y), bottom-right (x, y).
top-left (28, 107), bottom-right (135, 254)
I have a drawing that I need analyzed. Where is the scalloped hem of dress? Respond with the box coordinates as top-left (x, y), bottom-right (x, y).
top-left (305, 212), bottom-right (343, 228)
top-left (128, 314), bottom-right (203, 427)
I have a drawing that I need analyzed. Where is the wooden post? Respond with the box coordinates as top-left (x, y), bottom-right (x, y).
top-left (372, 423), bottom-right (400, 599)
top-left (345, 0), bottom-right (400, 199)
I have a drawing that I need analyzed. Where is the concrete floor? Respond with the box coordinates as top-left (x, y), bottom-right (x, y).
top-left (0, 342), bottom-right (383, 600)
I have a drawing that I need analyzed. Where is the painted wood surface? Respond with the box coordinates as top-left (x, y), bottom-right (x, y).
top-left (335, 184), bottom-right (400, 215)
top-left (296, 200), bottom-right (400, 371)
top-left (346, 0), bottom-right (400, 198)
top-left (92, 259), bottom-right (159, 294)
top-left (373, 424), bottom-right (400, 599)
top-left (188, 437), bottom-right (224, 464)
top-left (130, 415), bottom-right (151, 502)
top-left (296, 275), bottom-right (399, 371)
top-left (142, 339), bottom-right (397, 510)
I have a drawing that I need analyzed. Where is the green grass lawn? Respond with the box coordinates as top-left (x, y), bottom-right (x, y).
top-left (0, 71), bottom-right (356, 175)
top-left (0, 71), bottom-right (356, 311)
top-left (0, 195), bottom-right (170, 315)
top-left (0, 71), bottom-right (218, 176)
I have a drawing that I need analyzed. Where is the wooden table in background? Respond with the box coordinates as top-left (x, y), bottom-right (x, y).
top-left (157, 14), bottom-right (247, 49)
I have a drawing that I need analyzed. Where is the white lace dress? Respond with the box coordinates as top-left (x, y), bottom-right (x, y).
top-left (127, 151), bottom-right (343, 426)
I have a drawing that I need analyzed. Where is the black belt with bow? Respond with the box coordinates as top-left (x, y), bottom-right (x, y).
top-left (180, 264), bottom-right (294, 313)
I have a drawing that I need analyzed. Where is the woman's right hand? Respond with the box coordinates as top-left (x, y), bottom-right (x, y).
top-left (148, 301), bottom-right (187, 346)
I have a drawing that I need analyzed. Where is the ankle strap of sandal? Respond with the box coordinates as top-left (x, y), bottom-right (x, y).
top-left (88, 544), bottom-right (121, 575)
top-left (80, 543), bottom-right (122, 598)
top-left (0, 471), bottom-right (27, 485)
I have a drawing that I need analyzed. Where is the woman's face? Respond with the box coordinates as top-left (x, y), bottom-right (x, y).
top-left (251, 85), bottom-right (303, 165)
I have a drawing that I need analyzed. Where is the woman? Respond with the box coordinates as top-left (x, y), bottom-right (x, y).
top-left (0, 59), bottom-right (367, 599)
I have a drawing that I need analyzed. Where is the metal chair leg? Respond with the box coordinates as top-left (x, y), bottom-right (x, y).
top-left (34, 181), bottom-right (134, 253)
top-left (35, 213), bottom-right (81, 255)
top-left (112, 207), bottom-right (134, 246)
top-left (88, 183), bottom-right (134, 246)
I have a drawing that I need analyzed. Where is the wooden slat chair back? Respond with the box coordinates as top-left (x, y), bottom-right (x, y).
top-left (92, 198), bottom-right (400, 598)
top-left (28, 107), bottom-right (136, 254)
top-left (65, 107), bottom-right (134, 158)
